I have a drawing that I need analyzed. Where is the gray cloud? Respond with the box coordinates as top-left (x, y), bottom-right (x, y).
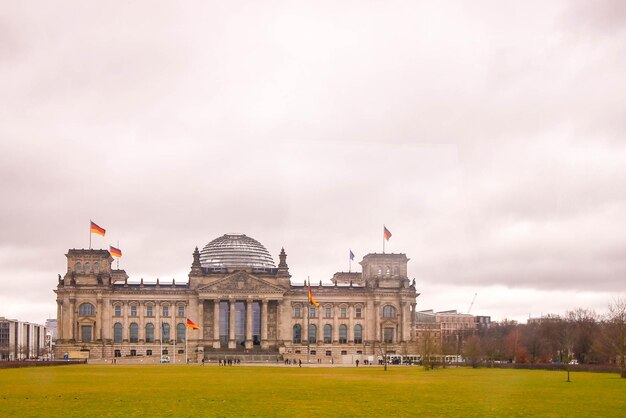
top-left (1, 1), bottom-right (625, 323)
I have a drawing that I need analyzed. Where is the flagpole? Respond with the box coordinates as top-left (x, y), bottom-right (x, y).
top-left (383, 226), bottom-right (385, 254)
top-left (185, 327), bottom-right (188, 364)
top-left (307, 277), bottom-right (310, 366)
top-left (349, 250), bottom-right (352, 273)
top-left (174, 329), bottom-right (176, 365)
top-left (160, 322), bottom-right (163, 364)
top-left (116, 240), bottom-right (120, 269)
top-left (89, 220), bottom-right (92, 250)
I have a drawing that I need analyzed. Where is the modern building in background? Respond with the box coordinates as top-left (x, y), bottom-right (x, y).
top-left (0, 317), bottom-right (48, 360)
top-left (54, 233), bottom-right (419, 362)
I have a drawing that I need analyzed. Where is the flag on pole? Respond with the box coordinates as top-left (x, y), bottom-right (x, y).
top-left (90, 221), bottom-right (106, 236)
top-left (307, 280), bottom-right (320, 307)
top-left (349, 249), bottom-right (355, 261)
top-left (186, 319), bottom-right (200, 330)
top-left (384, 225), bottom-right (392, 241)
top-left (109, 246), bottom-right (122, 258)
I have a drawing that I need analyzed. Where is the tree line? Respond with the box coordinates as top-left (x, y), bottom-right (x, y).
top-left (425, 299), bottom-right (626, 378)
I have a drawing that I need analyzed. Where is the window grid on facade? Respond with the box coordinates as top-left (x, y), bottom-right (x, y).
top-left (129, 323), bottom-right (139, 343)
top-left (79, 303), bottom-right (95, 316)
top-left (308, 324), bottom-right (317, 343)
top-left (113, 323), bottom-right (122, 343)
top-left (145, 323), bottom-right (154, 343)
top-left (354, 324), bottom-right (363, 344)
top-left (162, 323), bottom-right (170, 342)
top-left (178, 306), bottom-right (185, 317)
top-left (146, 305), bottom-right (153, 317)
top-left (355, 307), bottom-right (362, 318)
top-left (176, 323), bottom-right (186, 343)
top-left (340, 307), bottom-right (347, 318)
top-left (324, 324), bottom-right (332, 344)
top-left (163, 306), bottom-right (169, 317)
top-left (293, 305), bottom-right (301, 318)
top-left (382, 305), bottom-right (396, 318)
top-left (293, 324), bottom-right (301, 343)
top-left (130, 305), bottom-right (137, 317)
top-left (114, 305), bottom-right (121, 317)
top-left (309, 307), bottom-right (317, 318)
top-left (324, 307), bottom-right (332, 318)
top-left (339, 324), bottom-right (347, 344)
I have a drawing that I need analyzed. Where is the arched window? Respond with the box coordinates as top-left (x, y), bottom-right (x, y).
top-left (354, 324), bottom-right (363, 344)
top-left (75, 262), bottom-right (82, 273)
top-left (339, 324), bottom-right (347, 344)
top-left (382, 305), bottom-right (397, 318)
top-left (293, 324), bottom-right (302, 343)
top-left (113, 323), bottom-right (123, 343)
top-left (145, 323), bottom-right (155, 343)
top-left (162, 323), bottom-right (170, 342)
top-left (93, 262), bottom-right (100, 274)
top-left (308, 324), bottom-right (317, 343)
top-left (324, 324), bottom-right (332, 344)
top-left (377, 266), bottom-right (382, 276)
top-left (129, 323), bottom-right (139, 343)
top-left (177, 323), bottom-right (186, 343)
top-left (78, 303), bottom-right (95, 316)
top-left (386, 266), bottom-right (391, 276)
top-left (84, 262), bottom-right (91, 273)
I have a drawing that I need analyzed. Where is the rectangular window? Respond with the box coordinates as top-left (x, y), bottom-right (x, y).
top-left (146, 349), bottom-right (153, 356)
top-left (310, 350), bottom-right (316, 355)
top-left (341, 350), bottom-right (347, 355)
top-left (384, 328), bottom-right (394, 344)
top-left (340, 307), bottom-right (347, 318)
top-left (114, 350), bottom-right (121, 357)
top-left (163, 306), bottom-right (169, 317)
top-left (178, 306), bottom-right (185, 317)
top-left (294, 306), bottom-right (301, 318)
top-left (130, 306), bottom-right (137, 317)
top-left (309, 307), bottom-right (317, 318)
top-left (355, 307), bottom-right (362, 318)
top-left (130, 349), bottom-right (137, 356)
top-left (114, 306), bottom-right (121, 317)
top-left (146, 306), bottom-right (153, 317)
top-left (325, 350), bottom-right (332, 356)
top-left (81, 325), bottom-right (92, 342)
top-left (324, 307), bottom-right (332, 318)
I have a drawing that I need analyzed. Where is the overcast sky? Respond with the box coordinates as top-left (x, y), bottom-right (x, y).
top-left (1, 1), bottom-right (625, 325)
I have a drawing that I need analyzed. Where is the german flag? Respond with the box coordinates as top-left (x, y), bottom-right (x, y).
top-left (384, 225), bottom-right (392, 241)
top-left (90, 221), bottom-right (106, 236)
top-left (186, 319), bottom-right (200, 330)
top-left (307, 280), bottom-right (320, 307)
top-left (109, 246), bottom-right (122, 258)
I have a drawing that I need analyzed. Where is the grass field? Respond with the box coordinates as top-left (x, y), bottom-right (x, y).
top-left (1, 365), bottom-right (625, 417)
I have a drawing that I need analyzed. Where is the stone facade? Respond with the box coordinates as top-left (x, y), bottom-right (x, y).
top-left (54, 235), bottom-right (419, 363)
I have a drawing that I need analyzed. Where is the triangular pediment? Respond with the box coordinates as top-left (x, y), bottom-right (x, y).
top-left (197, 271), bottom-right (286, 296)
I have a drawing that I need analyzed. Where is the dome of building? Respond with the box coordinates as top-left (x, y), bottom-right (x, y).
top-left (199, 234), bottom-right (276, 269)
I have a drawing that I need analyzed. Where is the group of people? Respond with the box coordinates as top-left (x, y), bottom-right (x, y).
top-left (218, 358), bottom-right (240, 365)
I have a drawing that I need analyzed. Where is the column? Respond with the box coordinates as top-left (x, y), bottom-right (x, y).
top-left (348, 305), bottom-right (354, 343)
top-left (197, 299), bottom-right (204, 342)
top-left (57, 300), bottom-right (63, 340)
top-left (213, 300), bottom-right (220, 348)
top-left (245, 299), bottom-right (253, 349)
top-left (139, 302), bottom-right (145, 342)
top-left (155, 301), bottom-right (161, 345)
top-left (69, 298), bottom-right (75, 341)
top-left (332, 304), bottom-right (339, 343)
top-left (96, 297), bottom-right (103, 340)
top-left (122, 301), bottom-right (129, 341)
top-left (228, 299), bottom-right (236, 349)
top-left (374, 302), bottom-right (380, 341)
top-left (261, 299), bottom-right (268, 343)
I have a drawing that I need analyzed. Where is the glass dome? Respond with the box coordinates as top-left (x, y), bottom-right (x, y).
top-left (199, 234), bottom-right (276, 269)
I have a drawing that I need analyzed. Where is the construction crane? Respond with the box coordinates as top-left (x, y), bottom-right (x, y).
top-left (467, 293), bottom-right (478, 314)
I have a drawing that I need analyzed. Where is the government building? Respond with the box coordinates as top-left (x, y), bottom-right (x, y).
top-left (54, 234), bottom-right (419, 363)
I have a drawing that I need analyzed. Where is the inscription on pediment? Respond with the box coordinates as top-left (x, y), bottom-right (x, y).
top-left (199, 272), bottom-right (284, 295)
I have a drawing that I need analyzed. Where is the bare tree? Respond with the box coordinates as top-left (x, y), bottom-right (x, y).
top-left (463, 334), bottom-right (483, 368)
top-left (606, 298), bottom-right (626, 378)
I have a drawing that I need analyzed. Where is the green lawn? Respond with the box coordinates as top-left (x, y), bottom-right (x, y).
top-left (1, 365), bottom-right (625, 417)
